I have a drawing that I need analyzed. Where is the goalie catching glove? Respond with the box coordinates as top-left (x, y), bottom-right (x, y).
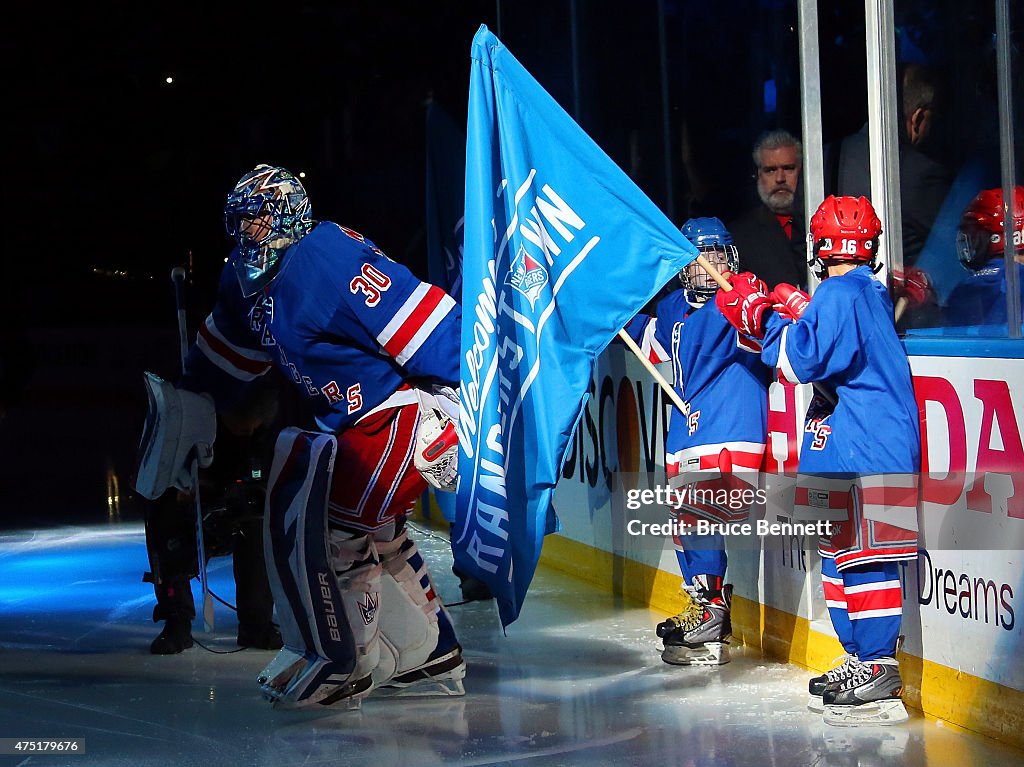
top-left (413, 386), bottom-right (459, 493)
top-left (134, 372), bottom-right (216, 500)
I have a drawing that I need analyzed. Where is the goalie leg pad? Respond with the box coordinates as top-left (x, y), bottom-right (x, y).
top-left (259, 428), bottom-right (379, 709)
top-left (372, 525), bottom-right (465, 696)
top-left (134, 372), bottom-right (216, 500)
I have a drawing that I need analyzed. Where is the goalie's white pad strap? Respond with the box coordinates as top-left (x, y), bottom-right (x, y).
top-left (134, 372), bottom-right (216, 500)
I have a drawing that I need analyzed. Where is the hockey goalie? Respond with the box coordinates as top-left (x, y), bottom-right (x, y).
top-left (135, 164), bottom-right (465, 709)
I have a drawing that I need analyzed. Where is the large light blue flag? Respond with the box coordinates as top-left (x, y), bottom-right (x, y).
top-left (454, 25), bottom-right (699, 627)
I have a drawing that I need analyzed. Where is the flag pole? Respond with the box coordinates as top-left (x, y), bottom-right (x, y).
top-left (616, 253), bottom-right (731, 417)
top-left (616, 328), bottom-right (688, 415)
top-left (698, 254), bottom-right (732, 291)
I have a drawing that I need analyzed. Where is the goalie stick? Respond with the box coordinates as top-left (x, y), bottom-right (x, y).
top-left (171, 266), bottom-right (215, 633)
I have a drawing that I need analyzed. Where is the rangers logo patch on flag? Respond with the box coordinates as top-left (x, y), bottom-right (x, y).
top-left (506, 245), bottom-right (549, 308)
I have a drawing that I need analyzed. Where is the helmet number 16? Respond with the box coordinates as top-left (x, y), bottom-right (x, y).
top-left (839, 238), bottom-right (865, 255)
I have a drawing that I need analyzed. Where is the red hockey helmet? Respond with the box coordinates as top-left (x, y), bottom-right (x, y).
top-left (809, 196), bottom-right (882, 274)
top-left (956, 186), bottom-right (1024, 271)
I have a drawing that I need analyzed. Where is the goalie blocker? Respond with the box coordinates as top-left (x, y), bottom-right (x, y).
top-left (134, 372), bottom-right (216, 500)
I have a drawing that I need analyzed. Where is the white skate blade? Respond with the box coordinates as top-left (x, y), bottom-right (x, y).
top-left (257, 648), bottom-right (372, 710)
top-left (661, 641), bottom-right (731, 666)
top-left (807, 694), bottom-right (825, 712)
top-left (377, 648), bottom-right (467, 697)
top-left (823, 698), bottom-right (909, 727)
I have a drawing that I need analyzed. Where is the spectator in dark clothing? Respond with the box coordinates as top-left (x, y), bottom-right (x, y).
top-left (728, 130), bottom-right (809, 290)
top-left (827, 63), bottom-right (952, 267)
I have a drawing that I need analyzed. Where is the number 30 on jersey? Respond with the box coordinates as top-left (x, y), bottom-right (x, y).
top-left (350, 263), bottom-right (392, 306)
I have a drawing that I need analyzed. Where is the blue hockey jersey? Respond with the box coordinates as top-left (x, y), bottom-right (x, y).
top-left (761, 266), bottom-right (920, 474)
top-left (628, 290), bottom-right (771, 457)
top-left (945, 260), bottom-right (1024, 328)
top-left (183, 222), bottom-right (461, 432)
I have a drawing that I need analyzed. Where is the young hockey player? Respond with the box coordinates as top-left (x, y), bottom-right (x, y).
top-left (626, 218), bottom-right (772, 666)
top-left (946, 185), bottom-right (1024, 328)
top-left (136, 165), bottom-right (464, 708)
top-left (716, 195), bottom-right (920, 726)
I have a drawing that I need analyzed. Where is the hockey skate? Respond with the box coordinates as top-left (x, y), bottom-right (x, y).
top-left (822, 657), bottom-right (909, 726)
top-left (377, 641), bottom-right (467, 696)
top-left (659, 584), bottom-right (732, 666)
top-left (257, 648), bottom-right (373, 710)
top-left (807, 654), bottom-right (858, 712)
top-left (372, 538), bottom-right (467, 697)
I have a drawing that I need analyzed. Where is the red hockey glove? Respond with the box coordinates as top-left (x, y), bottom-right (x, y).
top-left (893, 266), bottom-right (933, 309)
top-left (770, 283), bottom-right (811, 321)
top-left (715, 271), bottom-right (772, 339)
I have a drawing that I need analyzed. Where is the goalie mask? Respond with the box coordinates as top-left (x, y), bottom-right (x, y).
top-left (808, 195), bottom-right (882, 280)
top-left (956, 186), bottom-right (1024, 271)
top-left (225, 165), bottom-right (314, 296)
top-left (678, 217), bottom-right (738, 306)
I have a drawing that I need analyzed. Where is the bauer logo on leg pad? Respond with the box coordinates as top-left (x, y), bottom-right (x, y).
top-left (317, 572), bottom-right (343, 642)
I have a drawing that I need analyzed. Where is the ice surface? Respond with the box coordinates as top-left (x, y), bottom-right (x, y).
top-left (0, 523), bottom-right (1020, 766)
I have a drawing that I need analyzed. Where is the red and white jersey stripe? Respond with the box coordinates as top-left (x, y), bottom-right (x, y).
top-left (197, 314), bottom-right (273, 381)
top-left (638, 318), bottom-right (670, 363)
top-left (859, 473), bottom-right (919, 534)
top-left (821, 572), bottom-right (848, 610)
top-left (376, 283), bottom-right (457, 366)
top-left (844, 579), bottom-right (903, 620)
top-left (669, 441), bottom-right (767, 474)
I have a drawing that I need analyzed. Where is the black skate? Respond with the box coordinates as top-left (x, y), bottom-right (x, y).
top-left (150, 615), bottom-right (194, 655)
top-left (807, 654), bottom-right (858, 712)
top-left (656, 588), bottom-right (700, 639)
top-left (660, 584), bottom-right (732, 666)
top-left (822, 657), bottom-right (909, 726)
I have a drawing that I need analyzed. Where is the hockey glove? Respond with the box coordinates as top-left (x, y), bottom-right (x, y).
top-left (715, 271), bottom-right (772, 339)
top-left (893, 266), bottom-right (933, 309)
top-left (413, 386), bottom-right (459, 492)
top-left (770, 283), bottom-right (811, 321)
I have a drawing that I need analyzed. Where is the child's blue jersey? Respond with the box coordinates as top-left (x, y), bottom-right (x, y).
top-left (629, 290), bottom-right (771, 456)
top-left (761, 266), bottom-right (920, 474)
